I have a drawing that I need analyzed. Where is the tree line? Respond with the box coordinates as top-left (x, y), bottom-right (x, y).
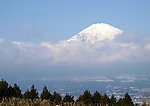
top-left (0, 79), bottom-right (141, 106)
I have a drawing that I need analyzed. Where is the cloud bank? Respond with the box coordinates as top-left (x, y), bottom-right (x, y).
top-left (2, 23), bottom-right (150, 67)
top-left (0, 32), bottom-right (150, 66)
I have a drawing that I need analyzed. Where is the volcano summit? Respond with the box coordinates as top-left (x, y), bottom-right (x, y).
top-left (67, 23), bottom-right (124, 43)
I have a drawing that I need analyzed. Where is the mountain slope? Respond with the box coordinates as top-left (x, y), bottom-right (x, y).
top-left (67, 23), bottom-right (124, 43)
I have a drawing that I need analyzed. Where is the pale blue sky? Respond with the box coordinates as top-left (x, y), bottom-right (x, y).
top-left (0, 0), bottom-right (150, 42)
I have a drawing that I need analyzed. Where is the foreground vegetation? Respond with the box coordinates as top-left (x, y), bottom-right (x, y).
top-left (0, 79), bottom-right (149, 106)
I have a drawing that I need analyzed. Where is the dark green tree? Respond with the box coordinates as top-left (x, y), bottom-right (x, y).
top-left (23, 90), bottom-right (30, 99)
top-left (91, 91), bottom-right (101, 104)
top-left (13, 83), bottom-right (22, 97)
top-left (63, 94), bottom-right (74, 102)
top-left (53, 91), bottom-right (62, 104)
top-left (0, 79), bottom-right (9, 98)
top-left (122, 93), bottom-right (134, 106)
top-left (23, 85), bottom-right (38, 100)
top-left (29, 85), bottom-right (38, 99)
top-left (100, 93), bottom-right (110, 105)
top-left (8, 85), bottom-right (15, 97)
top-left (77, 90), bottom-right (92, 104)
top-left (40, 85), bottom-right (52, 100)
top-left (117, 93), bottom-right (134, 106)
top-left (117, 98), bottom-right (123, 106)
top-left (109, 95), bottom-right (117, 106)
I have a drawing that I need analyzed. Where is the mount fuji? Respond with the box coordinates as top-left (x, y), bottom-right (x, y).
top-left (67, 23), bottom-right (124, 43)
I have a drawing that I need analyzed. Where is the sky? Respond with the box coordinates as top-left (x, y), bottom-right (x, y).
top-left (0, 0), bottom-right (150, 81)
top-left (0, 0), bottom-right (150, 42)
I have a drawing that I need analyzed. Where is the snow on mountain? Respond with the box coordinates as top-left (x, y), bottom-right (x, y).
top-left (67, 23), bottom-right (124, 43)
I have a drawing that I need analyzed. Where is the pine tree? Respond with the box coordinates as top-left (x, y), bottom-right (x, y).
top-left (117, 93), bottom-right (134, 106)
top-left (30, 85), bottom-right (38, 99)
top-left (13, 83), bottom-right (22, 97)
top-left (63, 94), bottom-right (74, 102)
top-left (53, 91), bottom-right (62, 104)
top-left (40, 85), bottom-right (52, 100)
top-left (0, 79), bottom-right (9, 98)
top-left (23, 90), bottom-right (30, 99)
top-left (8, 85), bottom-right (14, 97)
top-left (101, 93), bottom-right (110, 105)
top-left (110, 95), bottom-right (117, 106)
top-left (117, 98), bottom-right (123, 106)
top-left (91, 91), bottom-right (101, 104)
top-left (23, 85), bottom-right (38, 100)
top-left (78, 90), bottom-right (92, 105)
top-left (122, 93), bottom-right (134, 106)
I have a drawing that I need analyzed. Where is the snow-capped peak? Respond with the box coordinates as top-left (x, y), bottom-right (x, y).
top-left (67, 23), bottom-right (124, 43)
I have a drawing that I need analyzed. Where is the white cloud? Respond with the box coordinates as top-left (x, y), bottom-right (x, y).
top-left (72, 76), bottom-right (114, 82)
top-left (0, 38), bottom-right (4, 43)
top-left (2, 23), bottom-right (150, 66)
top-left (0, 35), bottom-right (150, 65)
top-left (145, 43), bottom-right (150, 51)
top-left (115, 75), bottom-right (137, 80)
top-left (40, 40), bottom-right (144, 64)
top-left (12, 41), bottom-right (25, 46)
